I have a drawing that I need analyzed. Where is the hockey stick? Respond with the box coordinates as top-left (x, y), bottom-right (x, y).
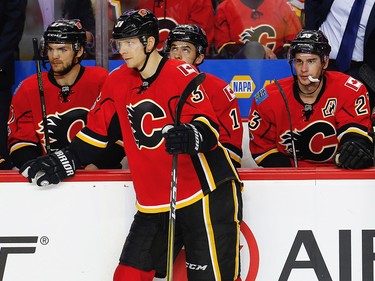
top-left (166, 72), bottom-right (206, 281)
top-left (274, 79), bottom-right (298, 168)
top-left (32, 37), bottom-right (51, 154)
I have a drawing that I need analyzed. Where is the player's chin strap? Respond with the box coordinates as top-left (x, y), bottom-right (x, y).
top-left (137, 49), bottom-right (152, 72)
top-left (136, 38), bottom-right (156, 73)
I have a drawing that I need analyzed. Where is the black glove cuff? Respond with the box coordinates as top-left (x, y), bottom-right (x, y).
top-left (191, 121), bottom-right (217, 153)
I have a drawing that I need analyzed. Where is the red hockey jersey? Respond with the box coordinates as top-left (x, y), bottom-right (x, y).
top-left (202, 73), bottom-right (243, 166)
top-left (214, 0), bottom-right (302, 53)
top-left (135, 0), bottom-right (214, 52)
top-left (8, 66), bottom-right (108, 161)
top-left (248, 71), bottom-right (373, 167)
top-left (71, 58), bottom-right (240, 213)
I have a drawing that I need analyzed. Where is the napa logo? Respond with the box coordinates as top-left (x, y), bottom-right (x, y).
top-left (230, 75), bottom-right (256, 98)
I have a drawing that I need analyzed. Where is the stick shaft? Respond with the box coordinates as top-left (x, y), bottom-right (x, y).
top-left (166, 72), bottom-right (206, 281)
top-left (166, 154), bottom-right (177, 281)
top-left (32, 38), bottom-right (51, 154)
top-left (274, 79), bottom-right (298, 168)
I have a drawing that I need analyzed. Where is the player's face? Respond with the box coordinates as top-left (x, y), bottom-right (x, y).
top-left (169, 41), bottom-right (198, 65)
top-left (47, 43), bottom-right (80, 75)
top-left (293, 53), bottom-right (326, 86)
top-left (117, 37), bottom-right (147, 69)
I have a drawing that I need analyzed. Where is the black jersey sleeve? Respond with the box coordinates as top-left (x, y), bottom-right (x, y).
top-left (69, 113), bottom-right (124, 168)
top-left (10, 144), bottom-right (43, 169)
top-left (256, 151), bottom-right (293, 167)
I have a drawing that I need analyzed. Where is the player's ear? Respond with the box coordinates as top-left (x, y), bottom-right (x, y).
top-left (195, 54), bottom-right (204, 65)
top-left (76, 46), bottom-right (84, 60)
top-left (72, 46), bottom-right (84, 63)
top-left (322, 55), bottom-right (329, 70)
top-left (146, 36), bottom-right (156, 52)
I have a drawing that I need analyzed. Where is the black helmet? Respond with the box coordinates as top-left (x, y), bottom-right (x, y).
top-left (164, 24), bottom-right (208, 55)
top-left (288, 29), bottom-right (331, 61)
top-left (112, 9), bottom-right (159, 47)
top-left (42, 19), bottom-right (87, 53)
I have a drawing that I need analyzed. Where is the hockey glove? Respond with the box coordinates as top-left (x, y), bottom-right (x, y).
top-left (162, 123), bottom-right (203, 155)
top-left (19, 149), bottom-right (78, 186)
top-left (335, 141), bottom-right (373, 169)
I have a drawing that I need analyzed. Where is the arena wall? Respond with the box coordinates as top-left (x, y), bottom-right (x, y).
top-left (1, 168), bottom-right (374, 281)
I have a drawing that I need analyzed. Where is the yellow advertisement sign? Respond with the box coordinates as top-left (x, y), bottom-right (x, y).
top-left (230, 75), bottom-right (256, 98)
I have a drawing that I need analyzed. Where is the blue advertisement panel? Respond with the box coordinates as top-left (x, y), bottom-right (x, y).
top-left (15, 59), bottom-right (292, 118)
top-left (199, 59), bottom-right (291, 117)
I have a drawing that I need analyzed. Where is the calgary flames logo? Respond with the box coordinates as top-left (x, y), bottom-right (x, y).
top-left (240, 25), bottom-right (277, 51)
top-left (37, 108), bottom-right (89, 152)
top-left (127, 100), bottom-right (167, 150)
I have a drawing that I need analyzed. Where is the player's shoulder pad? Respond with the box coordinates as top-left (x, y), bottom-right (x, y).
top-left (343, 76), bottom-right (365, 92)
top-left (16, 73), bottom-right (42, 95)
top-left (168, 59), bottom-right (199, 77)
top-left (12, 80), bottom-right (24, 96)
top-left (204, 72), bottom-right (226, 84)
top-left (86, 65), bottom-right (110, 75)
top-left (327, 71), bottom-right (365, 92)
top-left (108, 63), bottom-right (135, 79)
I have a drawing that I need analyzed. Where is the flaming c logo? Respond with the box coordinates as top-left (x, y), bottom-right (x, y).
top-left (173, 221), bottom-right (259, 280)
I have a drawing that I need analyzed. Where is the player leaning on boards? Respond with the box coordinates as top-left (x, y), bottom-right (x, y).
top-left (164, 24), bottom-right (244, 168)
top-left (7, 19), bottom-right (124, 169)
top-left (20, 9), bottom-right (243, 281)
top-left (248, 29), bottom-right (374, 169)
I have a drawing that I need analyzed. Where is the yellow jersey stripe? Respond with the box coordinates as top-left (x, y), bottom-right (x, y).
top-left (10, 142), bottom-right (37, 154)
top-left (337, 127), bottom-right (373, 142)
top-left (255, 147), bottom-right (279, 164)
top-left (203, 194), bottom-right (222, 280)
top-left (76, 131), bottom-right (108, 148)
top-left (231, 181), bottom-right (241, 278)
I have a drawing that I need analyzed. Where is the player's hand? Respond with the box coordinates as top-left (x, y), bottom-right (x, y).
top-left (263, 46), bottom-right (277, 59)
top-left (335, 141), bottom-right (373, 169)
top-left (19, 149), bottom-right (78, 186)
top-left (84, 163), bottom-right (99, 170)
top-left (162, 123), bottom-right (203, 155)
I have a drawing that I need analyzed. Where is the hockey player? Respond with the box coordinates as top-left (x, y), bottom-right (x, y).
top-left (214, 0), bottom-right (302, 59)
top-left (165, 24), bottom-right (243, 167)
top-left (288, 0), bottom-right (304, 26)
top-left (248, 29), bottom-right (374, 169)
top-left (134, 0), bottom-right (215, 53)
top-left (20, 9), bottom-right (243, 281)
top-left (8, 19), bottom-right (124, 169)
